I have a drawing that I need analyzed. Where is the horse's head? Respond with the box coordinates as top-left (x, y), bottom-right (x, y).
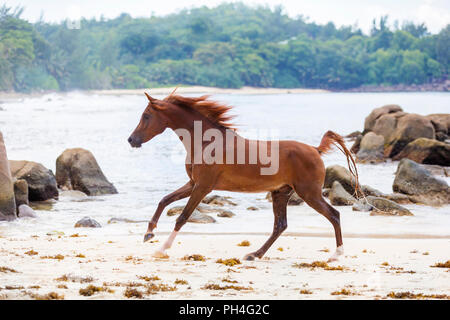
top-left (128, 92), bottom-right (168, 148)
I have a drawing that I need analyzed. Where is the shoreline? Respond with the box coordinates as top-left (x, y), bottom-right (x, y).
top-left (1, 85), bottom-right (449, 101)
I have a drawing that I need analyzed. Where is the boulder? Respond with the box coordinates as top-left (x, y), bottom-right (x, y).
top-left (352, 200), bottom-right (373, 212)
top-left (167, 206), bottom-right (216, 223)
top-left (13, 179), bottom-right (29, 207)
top-left (393, 159), bottom-right (449, 206)
top-left (324, 165), bottom-right (357, 195)
top-left (74, 216), bottom-right (101, 228)
top-left (0, 132), bottom-right (16, 220)
top-left (360, 185), bottom-right (385, 197)
top-left (384, 193), bottom-right (412, 205)
top-left (366, 196), bottom-right (413, 216)
top-left (392, 138), bottom-right (450, 166)
top-left (247, 206), bottom-right (259, 211)
top-left (384, 114), bottom-right (435, 158)
top-left (372, 112), bottom-right (406, 143)
top-left (265, 192), bottom-right (304, 205)
top-left (350, 134), bottom-right (362, 154)
top-left (9, 160), bottom-right (58, 201)
top-left (107, 217), bottom-right (147, 224)
top-left (329, 181), bottom-right (357, 206)
top-left (364, 104), bottom-right (403, 133)
top-left (356, 132), bottom-right (385, 162)
top-left (426, 114), bottom-right (450, 134)
top-left (18, 204), bottom-right (36, 218)
top-left (56, 148), bottom-right (117, 196)
top-left (217, 210), bottom-right (235, 218)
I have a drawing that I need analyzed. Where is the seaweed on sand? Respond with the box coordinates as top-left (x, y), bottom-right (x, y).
top-left (292, 261), bottom-right (346, 271)
top-left (202, 283), bottom-right (252, 291)
top-left (182, 254), bottom-right (206, 262)
top-left (216, 258), bottom-right (241, 267)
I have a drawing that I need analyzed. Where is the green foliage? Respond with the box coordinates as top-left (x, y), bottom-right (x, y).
top-left (0, 3), bottom-right (448, 92)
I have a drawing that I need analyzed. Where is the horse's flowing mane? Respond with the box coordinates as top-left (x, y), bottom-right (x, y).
top-left (164, 94), bottom-right (235, 130)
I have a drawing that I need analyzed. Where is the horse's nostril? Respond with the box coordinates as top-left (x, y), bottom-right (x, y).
top-left (128, 137), bottom-right (133, 143)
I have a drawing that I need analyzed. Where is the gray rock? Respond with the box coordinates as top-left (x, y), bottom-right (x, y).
top-left (167, 206), bottom-right (216, 223)
top-left (392, 138), bottom-right (450, 166)
top-left (365, 196), bottom-right (413, 216)
top-left (329, 181), bottom-right (357, 206)
top-left (352, 200), bottom-right (374, 212)
top-left (201, 195), bottom-right (236, 206)
top-left (74, 216), bottom-right (101, 228)
top-left (217, 210), bottom-right (235, 218)
top-left (393, 159), bottom-right (449, 206)
top-left (246, 206), bottom-right (259, 211)
top-left (18, 204), bottom-right (36, 218)
top-left (384, 193), bottom-right (412, 205)
top-left (14, 179), bottom-right (29, 207)
top-left (56, 148), bottom-right (117, 196)
top-left (107, 217), bottom-right (147, 224)
top-left (360, 185), bottom-right (385, 197)
top-left (59, 190), bottom-right (89, 201)
top-left (324, 165), bottom-right (357, 195)
top-left (364, 104), bottom-right (403, 133)
top-left (356, 132), bottom-right (385, 163)
top-left (9, 160), bottom-right (58, 201)
top-left (0, 132), bottom-right (16, 220)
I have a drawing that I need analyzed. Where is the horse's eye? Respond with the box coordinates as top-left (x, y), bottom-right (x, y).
top-left (143, 114), bottom-right (150, 120)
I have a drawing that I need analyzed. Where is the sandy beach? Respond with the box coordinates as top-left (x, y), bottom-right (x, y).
top-left (0, 230), bottom-right (449, 300)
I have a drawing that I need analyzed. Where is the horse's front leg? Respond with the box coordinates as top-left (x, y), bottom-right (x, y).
top-left (144, 181), bottom-right (193, 242)
top-left (153, 184), bottom-right (211, 258)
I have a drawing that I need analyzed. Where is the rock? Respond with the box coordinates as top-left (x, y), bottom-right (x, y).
top-left (201, 195), bottom-right (236, 206)
top-left (9, 160), bottom-right (58, 201)
top-left (217, 210), bottom-right (235, 218)
top-left (167, 206), bottom-right (216, 223)
top-left (59, 190), bottom-right (89, 201)
top-left (365, 196), bottom-right (413, 216)
top-left (247, 206), bottom-right (259, 211)
top-left (421, 164), bottom-right (449, 177)
top-left (288, 192), bottom-right (304, 205)
top-left (13, 179), bottom-right (29, 207)
top-left (392, 138), bottom-right (450, 166)
top-left (265, 192), bottom-right (304, 205)
top-left (107, 217), bottom-right (146, 224)
top-left (426, 114), bottom-right (450, 134)
top-left (356, 132), bottom-right (385, 162)
top-left (17, 204), bottom-right (36, 218)
top-left (345, 131), bottom-right (362, 140)
top-left (352, 200), bottom-right (373, 212)
top-left (30, 200), bottom-right (55, 211)
top-left (329, 181), bottom-right (357, 206)
top-left (324, 165), bottom-right (357, 195)
top-left (364, 104), bottom-right (403, 133)
top-left (56, 148), bottom-right (117, 196)
top-left (393, 159), bottom-right (449, 206)
top-left (74, 216), bottom-right (101, 228)
top-left (384, 193), bottom-right (412, 205)
top-left (384, 114), bottom-right (436, 158)
top-left (350, 134), bottom-right (362, 154)
top-left (0, 132), bottom-right (16, 220)
top-left (372, 112), bottom-right (406, 143)
top-left (360, 185), bottom-right (385, 197)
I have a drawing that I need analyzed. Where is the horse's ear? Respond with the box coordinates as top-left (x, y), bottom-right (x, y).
top-left (144, 92), bottom-right (155, 102)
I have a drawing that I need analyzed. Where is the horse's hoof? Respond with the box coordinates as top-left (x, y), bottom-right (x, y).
top-left (327, 246), bottom-right (344, 263)
top-left (152, 250), bottom-right (169, 259)
top-left (143, 232), bottom-right (155, 243)
top-left (243, 253), bottom-right (256, 261)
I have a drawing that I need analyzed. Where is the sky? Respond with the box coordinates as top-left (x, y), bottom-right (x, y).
top-left (3, 0), bottom-right (450, 34)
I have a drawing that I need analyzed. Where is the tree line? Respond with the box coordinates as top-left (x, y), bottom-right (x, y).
top-left (0, 3), bottom-right (448, 92)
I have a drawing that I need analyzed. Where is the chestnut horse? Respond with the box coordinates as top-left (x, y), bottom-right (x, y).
top-left (128, 92), bottom-right (359, 262)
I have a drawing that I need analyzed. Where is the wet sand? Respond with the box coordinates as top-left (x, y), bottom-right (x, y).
top-left (0, 232), bottom-right (449, 300)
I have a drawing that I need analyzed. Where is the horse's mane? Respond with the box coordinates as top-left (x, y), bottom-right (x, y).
top-left (163, 94), bottom-right (235, 130)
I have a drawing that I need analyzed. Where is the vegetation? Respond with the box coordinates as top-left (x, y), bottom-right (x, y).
top-left (0, 3), bottom-right (448, 92)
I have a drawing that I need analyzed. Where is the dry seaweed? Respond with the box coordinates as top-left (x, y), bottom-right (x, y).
top-left (25, 250), bottom-right (38, 256)
top-left (237, 240), bottom-right (250, 247)
top-left (331, 288), bottom-right (356, 296)
top-left (222, 278), bottom-right (238, 284)
top-left (41, 254), bottom-right (64, 260)
top-left (79, 285), bottom-right (113, 296)
top-left (387, 291), bottom-right (449, 299)
top-left (431, 260), bottom-right (450, 268)
top-left (216, 258), bottom-right (241, 267)
top-left (32, 292), bottom-right (64, 300)
top-left (299, 289), bottom-right (313, 294)
top-left (0, 267), bottom-right (17, 273)
top-left (124, 287), bottom-right (143, 298)
top-left (202, 283), bottom-right (252, 291)
top-left (182, 254), bottom-right (206, 262)
top-left (146, 283), bottom-right (177, 294)
top-left (138, 275), bottom-right (161, 281)
top-left (174, 279), bottom-right (188, 285)
top-left (292, 261), bottom-right (346, 271)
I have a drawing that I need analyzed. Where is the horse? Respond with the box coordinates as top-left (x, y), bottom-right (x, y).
top-left (128, 91), bottom-right (359, 262)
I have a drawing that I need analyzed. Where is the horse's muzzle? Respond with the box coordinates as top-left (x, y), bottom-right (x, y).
top-left (128, 136), bottom-right (142, 148)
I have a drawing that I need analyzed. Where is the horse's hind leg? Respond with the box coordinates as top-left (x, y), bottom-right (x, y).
top-left (295, 185), bottom-right (344, 262)
top-left (144, 181), bottom-right (193, 242)
top-left (243, 185), bottom-right (292, 261)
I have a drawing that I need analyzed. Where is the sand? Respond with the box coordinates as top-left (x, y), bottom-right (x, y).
top-left (0, 231), bottom-right (449, 300)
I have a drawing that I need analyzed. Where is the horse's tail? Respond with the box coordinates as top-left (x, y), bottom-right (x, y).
top-left (316, 130), bottom-right (362, 197)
